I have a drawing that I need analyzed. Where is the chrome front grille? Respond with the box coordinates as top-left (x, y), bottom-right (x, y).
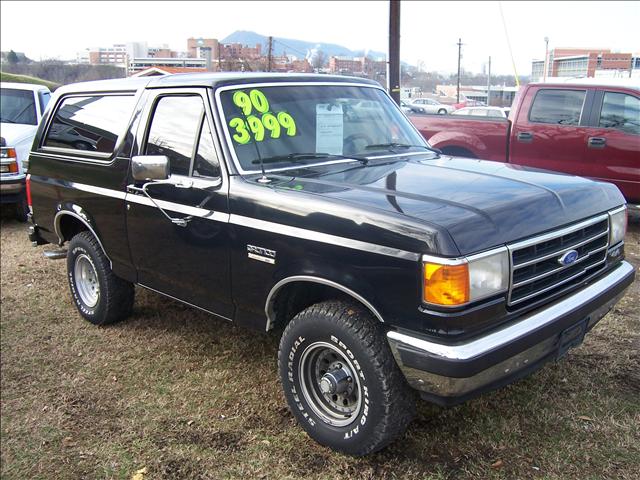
top-left (507, 215), bottom-right (609, 307)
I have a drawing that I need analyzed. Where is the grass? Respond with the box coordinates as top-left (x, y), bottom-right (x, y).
top-left (0, 71), bottom-right (59, 90)
top-left (1, 209), bottom-right (639, 479)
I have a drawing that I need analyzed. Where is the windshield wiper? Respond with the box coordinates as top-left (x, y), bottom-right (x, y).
top-left (252, 152), bottom-right (368, 165)
top-left (364, 143), bottom-right (441, 155)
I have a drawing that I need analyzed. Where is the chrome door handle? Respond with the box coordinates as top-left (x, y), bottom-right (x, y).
top-left (517, 132), bottom-right (533, 142)
top-left (588, 137), bottom-right (606, 148)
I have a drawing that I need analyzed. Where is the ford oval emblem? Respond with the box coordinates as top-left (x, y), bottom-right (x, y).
top-left (558, 249), bottom-right (579, 266)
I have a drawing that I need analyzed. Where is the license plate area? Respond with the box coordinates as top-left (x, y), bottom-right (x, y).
top-left (557, 318), bottom-right (589, 360)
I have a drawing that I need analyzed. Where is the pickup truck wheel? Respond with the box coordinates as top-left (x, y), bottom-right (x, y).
top-left (278, 300), bottom-right (415, 455)
top-left (67, 231), bottom-right (134, 325)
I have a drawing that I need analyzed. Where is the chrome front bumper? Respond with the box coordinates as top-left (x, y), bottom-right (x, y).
top-left (387, 261), bottom-right (635, 405)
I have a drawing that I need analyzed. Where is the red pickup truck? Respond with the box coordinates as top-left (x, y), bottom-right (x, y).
top-left (409, 80), bottom-right (640, 204)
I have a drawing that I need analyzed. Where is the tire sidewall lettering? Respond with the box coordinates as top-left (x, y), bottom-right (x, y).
top-left (286, 331), bottom-right (370, 439)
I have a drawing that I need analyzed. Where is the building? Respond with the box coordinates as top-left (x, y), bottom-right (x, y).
top-left (131, 66), bottom-right (208, 77)
top-left (219, 43), bottom-right (262, 60)
top-left (434, 85), bottom-right (519, 107)
top-left (187, 38), bottom-right (220, 60)
top-left (531, 48), bottom-right (635, 81)
top-left (329, 56), bottom-right (387, 79)
top-left (86, 44), bottom-right (128, 66)
top-left (127, 57), bottom-right (207, 75)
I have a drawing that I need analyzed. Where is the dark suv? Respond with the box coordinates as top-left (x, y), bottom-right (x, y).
top-left (26, 73), bottom-right (634, 455)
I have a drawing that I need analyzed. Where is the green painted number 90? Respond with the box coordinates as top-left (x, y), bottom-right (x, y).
top-left (232, 89), bottom-right (270, 116)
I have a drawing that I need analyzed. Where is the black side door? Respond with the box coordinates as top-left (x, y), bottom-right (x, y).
top-left (125, 88), bottom-right (233, 319)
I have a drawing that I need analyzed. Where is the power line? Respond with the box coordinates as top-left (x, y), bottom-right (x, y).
top-left (272, 39), bottom-right (308, 58)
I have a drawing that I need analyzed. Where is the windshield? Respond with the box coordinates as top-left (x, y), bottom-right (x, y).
top-left (0, 88), bottom-right (37, 125)
top-left (219, 84), bottom-right (429, 173)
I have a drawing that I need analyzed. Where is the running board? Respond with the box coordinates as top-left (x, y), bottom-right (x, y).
top-left (43, 249), bottom-right (67, 260)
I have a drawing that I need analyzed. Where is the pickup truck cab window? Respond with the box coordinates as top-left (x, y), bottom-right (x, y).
top-left (43, 95), bottom-right (136, 154)
top-left (145, 95), bottom-right (205, 176)
top-left (598, 91), bottom-right (640, 135)
top-left (529, 89), bottom-right (586, 126)
top-left (0, 88), bottom-right (38, 125)
top-left (218, 84), bottom-right (428, 174)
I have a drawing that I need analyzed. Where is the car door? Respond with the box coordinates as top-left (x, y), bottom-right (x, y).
top-left (510, 87), bottom-right (594, 177)
top-left (125, 88), bottom-right (233, 318)
top-left (581, 89), bottom-right (640, 203)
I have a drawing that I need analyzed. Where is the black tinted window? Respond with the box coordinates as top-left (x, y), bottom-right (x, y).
top-left (599, 92), bottom-right (640, 135)
top-left (193, 119), bottom-right (220, 178)
top-left (44, 95), bottom-right (135, 153)
top-left (145, 96), bottom-right (204, 176)
top-left (529, 89), bottom-right (585, 126)
top-left (0, 88), bottom-right (37, 125)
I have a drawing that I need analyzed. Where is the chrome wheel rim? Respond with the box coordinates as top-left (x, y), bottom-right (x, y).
top-left (74, 254), bottom-right (100, 308)
top-left (298, 341), bottom-right (362, 427)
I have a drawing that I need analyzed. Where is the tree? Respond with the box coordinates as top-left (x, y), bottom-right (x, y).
top-left (309, 49), bottom-right (326, 71)
top-left (7, 50), bottom-right (19, 64)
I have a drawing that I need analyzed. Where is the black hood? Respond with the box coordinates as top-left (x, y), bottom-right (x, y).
top-left (269, 155), bottom-right (624, 255)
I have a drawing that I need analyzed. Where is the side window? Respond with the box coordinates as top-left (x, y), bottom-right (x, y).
top-left (38, 91), bottom-right (51, 115)
top-left (145, 95), bottom-right (204, 176)
top-left (193, 118), bottom-right (221, 178)
top-left (599, 92), bottom-right (640, 135)
top-left (529, 89), bottom-right (586, 126)
top-left (43, 95), bottom-right (135, 153)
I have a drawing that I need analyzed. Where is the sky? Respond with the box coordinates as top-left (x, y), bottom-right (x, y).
top-left (1, 1), bottom-right (639, 76)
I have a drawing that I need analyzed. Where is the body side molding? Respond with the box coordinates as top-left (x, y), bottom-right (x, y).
top-left (264, 275), bottom-right (385, 331)
top-left (54, 209), bottom-right (112, 266)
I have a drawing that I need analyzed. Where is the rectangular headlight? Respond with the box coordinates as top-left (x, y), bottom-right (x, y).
top-left (423, 247), bottom-right (509, 307)
top-left (608, 206), bottom-right (627, 246)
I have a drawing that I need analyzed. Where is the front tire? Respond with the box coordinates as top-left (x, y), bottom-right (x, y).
top-left (67, 231), bottom-right (134, 325)
top-left (278, 301), bottom-right (415, 455)
top-left (437, 108), bottom-right (447, 115)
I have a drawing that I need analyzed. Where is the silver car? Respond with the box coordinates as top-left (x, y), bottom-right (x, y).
top-left (407, 98), bottom-right (455, 115)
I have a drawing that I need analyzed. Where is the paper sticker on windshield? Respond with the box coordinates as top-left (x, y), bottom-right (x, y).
top-left (228, 89), bottom-right (297, 144)
top-left (315, 104), bottom-right (343, 155)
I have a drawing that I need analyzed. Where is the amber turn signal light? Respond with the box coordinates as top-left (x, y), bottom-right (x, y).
top-left (423, 262), bottom-right (470, 306)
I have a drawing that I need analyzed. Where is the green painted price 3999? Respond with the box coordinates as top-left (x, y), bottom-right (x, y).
top-left (229, 89), bottom-right (297, 145)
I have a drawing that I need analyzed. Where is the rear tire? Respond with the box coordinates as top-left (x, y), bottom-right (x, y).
top-left (278, 300), bottom-right (415, 455)
top-left (67, 231), bottom-right (134, 325)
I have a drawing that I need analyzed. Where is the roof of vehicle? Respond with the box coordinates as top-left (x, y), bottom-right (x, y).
top-left (53, 73), bottom-right (381, 95)
top-left (0, 82), bottom-right (51, 92)
top-left (530, 77), bottom-right (640, 91)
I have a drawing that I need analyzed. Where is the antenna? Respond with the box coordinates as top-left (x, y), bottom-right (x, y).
top-left (236, 102), bottom-right (270, 184)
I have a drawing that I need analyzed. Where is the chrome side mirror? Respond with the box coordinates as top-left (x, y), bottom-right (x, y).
top-left (131, 155), bottom-right (169, 181)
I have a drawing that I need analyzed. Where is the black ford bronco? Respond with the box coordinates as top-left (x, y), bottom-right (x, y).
top-left (26, 73), bottom-right (634, 455)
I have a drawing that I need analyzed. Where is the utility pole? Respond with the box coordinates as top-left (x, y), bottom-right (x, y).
top-left (388, 0), bottom-right (401, 104)
top-left (543, 36), bottom-right (549, 82)
top-left (217, 42), bottom-right (222, 72)
top-left (267, 36), bottom-right (273, 72)
top-left (456, 38), bottom-right (462, 103)
top-left (486, 56), bottom-right (491, 106)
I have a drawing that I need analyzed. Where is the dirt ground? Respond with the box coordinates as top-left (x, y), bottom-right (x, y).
top-left (1, 208), bottom-right (638, 479)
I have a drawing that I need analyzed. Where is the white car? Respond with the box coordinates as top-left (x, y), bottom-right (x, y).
top-left (452, 106), bottom-right (510, 118)
top-left (1, 82), bottom-right (51, 220)
top-left (406, 98), bottom-right (455, 115)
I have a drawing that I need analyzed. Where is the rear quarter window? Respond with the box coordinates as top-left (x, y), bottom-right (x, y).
top-left (43, 94), bottom-right (136, 154)
top-left (528, 89), bottom-right (586, 126)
